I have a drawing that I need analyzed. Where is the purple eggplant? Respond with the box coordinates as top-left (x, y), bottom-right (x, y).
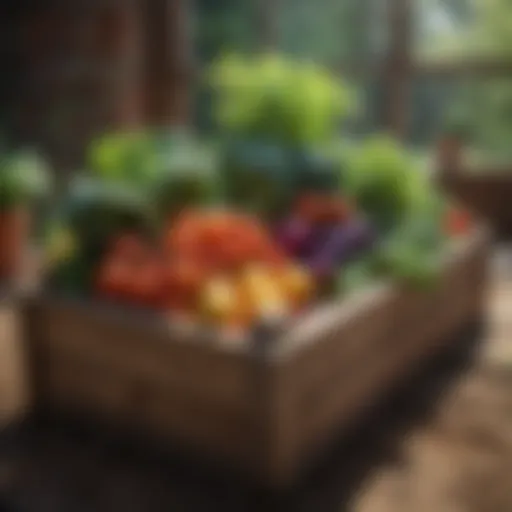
top-left (274, 216), bottom-right (315, 258)
top-left (306, 218), bottom-right (375, 280)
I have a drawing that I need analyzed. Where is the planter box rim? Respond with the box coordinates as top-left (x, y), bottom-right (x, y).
top-left (37, 227), bottom-right (490, 364)
top-left (272, 227), bottom-right (490, 361)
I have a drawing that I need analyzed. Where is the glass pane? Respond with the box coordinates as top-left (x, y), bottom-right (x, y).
top-left (341, 76), bottom-right (386, 137)
top-left (414, 0), bottom-right (512, 62)
top-left (193, 0), bottom-right (258, 131)
top-left (194, 0), bottom-right (257, 64)
top-left (276, 0), bottom-right (388, 68)
top-left (409, 75), bottom-right (512, 164)
top-left (192, 0), bottom-right (388, 136)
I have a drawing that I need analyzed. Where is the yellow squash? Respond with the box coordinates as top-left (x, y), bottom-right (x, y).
top-left (239, 264), bottom-right (289, 322)
top-left (277, 264), bottom-right (314, 308)
top-left (200, 275), bottom-right (251, 328)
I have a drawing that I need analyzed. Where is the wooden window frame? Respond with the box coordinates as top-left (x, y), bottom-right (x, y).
top-left (384, 0), bottom-right (512, 139)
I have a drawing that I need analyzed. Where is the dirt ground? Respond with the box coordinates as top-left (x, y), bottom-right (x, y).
top-left (0, 247), bottom-right (511, 512)
top-left (352, 247), bottom-right (512, 512)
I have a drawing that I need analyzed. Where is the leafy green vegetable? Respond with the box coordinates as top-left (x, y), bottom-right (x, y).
top-left (343, 135), bottom-right (414, 231)
top-left (339, 143), bottom-right (449, 291)
top-left (221, 140), bottom-right (340, 219)
top-left (375, 210), bottom-right (447, 290)
top-left (54, 176), bottom-right (156, 264)
top-left (377, 245), bottom-right (442, 290)
top-left (46, 252), bottom-right (94, 296)
top-left (209, 53), bottom-right (353, 146)
top-left (221, 139), bottom-right (293, 218)
top-left (0, 150), bottom-right (50, 209)
top-left (338, 256), bottom-right (379, 294)
top-left (149, 131), bottom-right (220, 217)
top-left (44, 223), bottom-right (79, 268)
top-left (292, 148), bottom-right (340, 194)
top-left (88, 129), bottom-right (219, 218)
top-left (88, 131), bottom-right (159, 187)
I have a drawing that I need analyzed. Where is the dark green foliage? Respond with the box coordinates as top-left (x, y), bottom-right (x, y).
top-left (292, 149), bottom-right (340, 194)
top-left (222, 139), bottom-right (293, 219)
top-left (221, 139), bottom-right (341, 219)
top-left (46, 253), bottom-right (94, 296)
top-left (56, 178), bottom-right (156, 265)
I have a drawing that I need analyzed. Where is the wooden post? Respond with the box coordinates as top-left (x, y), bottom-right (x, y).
top-left (144, 0), bottom-right (192, 127)
top-left (100, 0), bottom-right (145, 129)
top-left (0, 297), bottom-right (30, 427)
top-left (383, 0), bottom-right (412, 139)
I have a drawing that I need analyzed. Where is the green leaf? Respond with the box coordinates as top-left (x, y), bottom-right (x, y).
top-left (0, 150), bottom-right (50, 208)
top-left (208, 53), bottom-right (353, 145)
top-left (338, 257), bottom-right (379, 294)
top-left (88, 131), bottom-right (159, 187)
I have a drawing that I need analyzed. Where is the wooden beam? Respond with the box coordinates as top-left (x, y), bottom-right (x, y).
top-left (143, 0), bottom-right (193, 127)
top-left (104, 0), bottom-right (145, 129)
top-left (382, 0), bottom-right (412, 139)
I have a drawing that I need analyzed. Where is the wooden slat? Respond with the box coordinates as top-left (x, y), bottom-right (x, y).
top-left (265, 229), bottom-right (490, 483)
top-left (0, 301), bottom-right (30, 426)
top-left (32, 300), bottom-right (253, 413)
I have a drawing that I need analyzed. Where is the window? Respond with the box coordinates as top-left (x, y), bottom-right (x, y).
top-left (414, 0), bottom-right (512, 62)
top-left (410, 0), bottom-right (512, 164)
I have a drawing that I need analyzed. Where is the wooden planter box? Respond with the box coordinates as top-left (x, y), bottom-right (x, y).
top-left (0, 294), bottom-right (31, 427)
top-left (27, 229), bottom-right (490, 486)
top-left (439, 167), bottom-right (512, 239)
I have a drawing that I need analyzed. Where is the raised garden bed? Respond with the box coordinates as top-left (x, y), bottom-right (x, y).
top-left (26, 228), bottom-right (490, 487)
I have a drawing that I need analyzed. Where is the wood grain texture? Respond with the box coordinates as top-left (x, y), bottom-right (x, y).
top-left (0, 300), bottom-right (31, 426)
top-left (264, 229), bottom-right (491, 484)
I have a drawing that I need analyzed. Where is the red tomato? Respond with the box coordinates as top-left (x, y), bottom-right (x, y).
top-left (327, 197), bottom-right (352, 223)
top-left (130, 261), bottom-right (167, 308)
top-left (109, 234), bottom-right (152, 269)
top-left (295, 194), bottom-right (322, 222)
top-left (165, 209), bottom-right (203, 254)
top-left (164, 259), bottom-right (209, 311)
top-left (95, 256), bottom-right (134, 301)
top-left (296, 194), bottom-right (344, 224)
top-left (445, 208), bottom-right (472, 236)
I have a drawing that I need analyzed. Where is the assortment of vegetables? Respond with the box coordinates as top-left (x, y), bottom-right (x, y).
top-left (43, 54), bottom-right (474, 335)
top-left (94, 209), bottom-right (314, 332)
